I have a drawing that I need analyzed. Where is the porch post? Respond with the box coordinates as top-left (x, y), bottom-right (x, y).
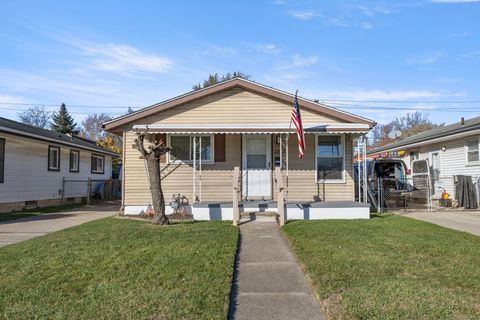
top-left (275, 167), bottom-right (285, 226)
top-left (232, 166), bottom-right (240, 226)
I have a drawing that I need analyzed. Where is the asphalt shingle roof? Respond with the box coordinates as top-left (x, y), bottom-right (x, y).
top-left (369, 116), bottom-right (480, 154)
top-left (0, 117), bottom-right (118, 156)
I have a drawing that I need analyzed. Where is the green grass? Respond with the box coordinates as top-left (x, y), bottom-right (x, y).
top-left (0, 203), bottom-right (85, 222)
top-left (0, 218), bottom-right (238, 319)
top-left (283, 215), bottom-right (480, 319)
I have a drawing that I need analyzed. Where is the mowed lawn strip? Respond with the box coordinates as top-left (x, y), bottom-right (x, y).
top-left (0, 203), bottom-right (85, 222)
top-left (283, 215), bottom-right (480, 320)
top-left (0, 218), bottom-right (238, 320)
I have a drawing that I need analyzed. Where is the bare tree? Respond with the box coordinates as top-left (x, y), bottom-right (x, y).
top-left (18, 106), bottom-right (52, 128)
top-left (133, 132), bottom-right (171, 225)
top-left (80, 113), bottom-right (113, 141)
top-left (370, 112), bottom-right (444, 147)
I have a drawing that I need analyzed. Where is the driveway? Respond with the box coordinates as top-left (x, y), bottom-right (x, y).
top-left (404, 210), bottom-right (480, 236)
top-left (0, 203), bottom-right (119, 247)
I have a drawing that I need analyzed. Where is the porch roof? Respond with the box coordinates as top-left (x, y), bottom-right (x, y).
top-left (132, 123), bottom-right (370, 134)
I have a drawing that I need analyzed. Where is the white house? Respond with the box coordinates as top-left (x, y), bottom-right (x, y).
top-left (0, 117), bottom-right (118, 213)
top-left (369, 117), bottom-right (480, 201)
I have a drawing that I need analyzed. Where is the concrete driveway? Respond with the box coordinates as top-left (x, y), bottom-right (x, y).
top-left (404, 210), bottom-right (480, 236)
top-left (0, 203), bottom-right (119, 247)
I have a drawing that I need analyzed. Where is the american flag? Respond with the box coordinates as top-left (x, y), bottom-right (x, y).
top-left (291, 90), bottom-right (305, 158)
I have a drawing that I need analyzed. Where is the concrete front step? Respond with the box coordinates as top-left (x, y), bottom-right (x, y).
top-left (240, 211), bottom-right (278, 219)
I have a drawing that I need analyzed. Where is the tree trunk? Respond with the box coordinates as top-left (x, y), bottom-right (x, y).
top-left (133, 132), bottom-right (171, 225)
top-left (147, 155), bottom-right (168, 225)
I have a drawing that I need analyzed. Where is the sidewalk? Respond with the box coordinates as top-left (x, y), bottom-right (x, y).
top-left (228, 218), bottom-right (324, 320)
top-left (405, 210), bottom-right (480, 236)
top-left (0, 203), bottom-right (119, 247)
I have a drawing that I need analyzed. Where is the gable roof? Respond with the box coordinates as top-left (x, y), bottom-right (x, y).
top-left (0, 117), bottom-right (119, 156)
top-left (368, 116), bottom-right (480, 155)
top-left (103, 78), bottom-right (375, 133)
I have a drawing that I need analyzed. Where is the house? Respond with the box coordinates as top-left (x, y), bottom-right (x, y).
top-left (0, 117), bottom-right (118, 213)
top-left (368, 116), bottom-right (480, 200)
top-left (103, 78), bottom-right (375, 220)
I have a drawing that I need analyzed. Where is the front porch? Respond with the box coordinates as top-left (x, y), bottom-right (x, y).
top-left (124, 200), bottom-right (371, 221)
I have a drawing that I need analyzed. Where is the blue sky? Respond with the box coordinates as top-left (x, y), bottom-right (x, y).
top-left (0, 0), bottom-right (479, 126)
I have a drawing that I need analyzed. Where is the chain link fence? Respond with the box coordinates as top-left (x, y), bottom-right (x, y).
top-left (61, 178), bottom-right (121, 205)
top-left (376, 175), bottom-right (479, 212)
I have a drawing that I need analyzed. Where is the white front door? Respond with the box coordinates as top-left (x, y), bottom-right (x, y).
top-left (242, 135), bottom-right (272, 199)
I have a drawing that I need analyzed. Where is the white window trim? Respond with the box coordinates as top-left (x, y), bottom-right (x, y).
top-left (69, 150), bottom-right (80, 172)
top-left (429, 149), bottom-right (442, 180)
top-left (465, 136), bottom-right (480, 166)
top-left (314, 134), bottom-right (346, 184)
top-left (167, 134), bottom-right (215, 164)
top-left (48, 145), bottom-right (61, 171)
top-left (91, 154), bottom-right (105, 174)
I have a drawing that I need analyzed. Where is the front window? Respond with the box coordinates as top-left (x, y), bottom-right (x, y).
top-left (466, 137), bottom-right (479, 165)
top-left (169, 135), bottom-right (213, 163)
top-left (48, 146), bottom-right (60, 171)
top-left (316, 135), bottom-right (344, 181)
top-left (91, 154), bottom-right (105, 174)
top-left (69, 150), bottom-right (80, 172)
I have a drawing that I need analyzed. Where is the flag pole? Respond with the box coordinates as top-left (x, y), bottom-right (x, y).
top-left (285, 90), bottom-right (297, 203)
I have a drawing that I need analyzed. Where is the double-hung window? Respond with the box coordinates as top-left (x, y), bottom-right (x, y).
top-left (466, 137), bottom-right (479, 165)
top-left (316, 135), bottom-right (344, 182)
top-left (91, 154), bottom-right (105, 174)
top-left (48, 146), bottom-right (60, 171)
top-left (169, 135), bottom-right (213, 163)
top-left (69, 150), bottom-right (80, 172)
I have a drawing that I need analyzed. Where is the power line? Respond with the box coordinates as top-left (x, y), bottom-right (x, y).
top-left (0, 102), bottom-right (137, 109)
top-left (320, 99), bottom-right (480, 104)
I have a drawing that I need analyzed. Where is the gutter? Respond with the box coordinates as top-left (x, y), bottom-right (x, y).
top-left (0, 126), bottom-right (119, 157)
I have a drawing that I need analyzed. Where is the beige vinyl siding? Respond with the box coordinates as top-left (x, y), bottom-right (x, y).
top-left (124, 131), bottom-right (354, 205)
top-left (124, 88), bottom-right (341, 128)
top-left (278, 134), bottom-right (354, 202)
top-left (124, 132), bottom-right (241, 205)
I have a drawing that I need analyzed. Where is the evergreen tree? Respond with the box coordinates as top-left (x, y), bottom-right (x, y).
top-left (51, 103), bottom-right (78, 134)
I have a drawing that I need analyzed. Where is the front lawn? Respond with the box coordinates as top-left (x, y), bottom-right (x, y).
top-left (283, 215), bottom-right (480, 319)
top-left (0, 218), bottom-right (238, 319)
top-left (0, 203), bottom-right (85, 222)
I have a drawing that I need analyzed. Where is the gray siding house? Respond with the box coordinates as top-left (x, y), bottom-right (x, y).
top-left (369, 117), bottom-right (480, 201)
top-left (0, 117), bottom-right (118, 213)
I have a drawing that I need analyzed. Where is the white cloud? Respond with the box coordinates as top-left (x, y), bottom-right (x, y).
top-left (328, 18), bottom-right (350, 28)
top-left (0, 94), bottom-right (27, 104)
top-left (82, 43), bottom-right (173, 74)
top-left (430, 0), bottom-right (479, 3)
top-left (287, 10), bottom-right (321, 20)
top-left (461, 50), bottom-right (480, 60)
top-left (278, 54), bottom-right (318, 69)
top-left (356, 5), bottom-right (392, 16)
top-left (199, 45), bottom-right (237, 57)
top-left (360, 22), bottom-right (374, 30)
top-left (255, 43), bottom-right (281, 54)
top-left (405, 52), bottom-right (445, 64)
top-left (314, 89), bottom-right (448, 101)
top-left (449, 31), bottom-right (470, 37)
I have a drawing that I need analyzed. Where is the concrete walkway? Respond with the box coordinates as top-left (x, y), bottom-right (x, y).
top-left (0, 203), bottom-right (119, 247)
top-left (228, 217), bottom-right (324, 320)
top-left (405, 210), bottom-right (480, 236)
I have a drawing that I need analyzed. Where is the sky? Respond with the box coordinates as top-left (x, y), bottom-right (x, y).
top-left (0, 0), bottom-right (479, 127)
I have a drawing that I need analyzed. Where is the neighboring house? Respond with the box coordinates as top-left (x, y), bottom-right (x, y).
top-left (368, 117), bottom-right (480, 199)
top-left (103, 78), bottom-right (375, 220)
top-left (0, 117), bottom-right (118, 213)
